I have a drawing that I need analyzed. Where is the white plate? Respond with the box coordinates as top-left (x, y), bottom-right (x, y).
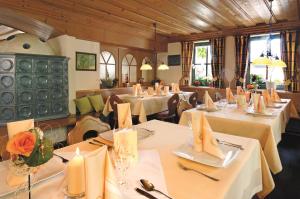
top-left (196, 105), bottom-right (219, 112)
top-left (173, 142), bottom-right (240, 168)
top-left (274, 99), bottom-right (288, 104)
top-left (99, 128), bottom-right (154, 142)
top-left (267, 104), bottom-right (282, 109)
top-left (246, 109), bottom-right (275, 117)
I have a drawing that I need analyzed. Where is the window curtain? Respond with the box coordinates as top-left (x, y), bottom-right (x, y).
top-left (180, 41), bottom-right (194, 85)
top-left (235, 35), bottom-right (250, 87)
top-left (211, 37), bottom-right (225, 88)
top-left (281, 31), bottom-right (300, 92)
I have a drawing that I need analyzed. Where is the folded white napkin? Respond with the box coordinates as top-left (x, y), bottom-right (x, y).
top-left (103, 96), bottom-right (113, 117)
top-left (262, 90), bottom-right (273, 106)
top-left (147, 87), bottom-right (154, 95)
top-left (204, 91), bottom-right (218, 111)
top-left (132, 85), bottom-right (137, 96)
top-left (253, 93), bottom-right (266, 113)
top-left (117, 103), bottom-right (132, 129)
top-left (113, 129), bottom-right (138, 162)
top-left (84, 146), bottom-right (121, 199)
top-left (236, 86), bottom-right (244, 95)
top-left (271, 88), bottom-right (281, 102)
top-left (191, 111), bottom-right (224, 159)
top-left (226, 88), bottom-right (235, 103)
top-left (163, 86), bottom-right (169, 95)
top-left (7, 119), bottom-right (34, 139)
top-left (237, 95), bottom-right (247, 110)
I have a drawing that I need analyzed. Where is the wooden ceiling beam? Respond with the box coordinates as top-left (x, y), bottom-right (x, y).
top-left (263, 0), bottom-right (278, 23)
top-left (227, 0), bottom-right (256, 25)
top-left (169, 20), bottom-right (300, 42)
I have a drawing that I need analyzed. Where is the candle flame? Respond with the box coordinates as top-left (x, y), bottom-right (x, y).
top-left (76, 147), bottom-right (80, 156)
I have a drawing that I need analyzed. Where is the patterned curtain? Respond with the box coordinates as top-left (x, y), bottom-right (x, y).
top-left (180, 41), bottom-right (194, 85)
top-left (281, 31), bottom-right (300, 92)
top-left (235, 35), bottom-right (250, 86)
top-left (211, 37), bottom-right (225, 88)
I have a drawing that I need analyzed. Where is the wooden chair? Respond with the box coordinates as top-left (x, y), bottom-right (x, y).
top-left (67, 116), bottom-right (111, 145)
top-left (0, 135), bottom-right (9, 161)
top-left (189, 92), bottom-right (198, 108)
top-left (109, 94), bottom-right (124, 128)
top-left (157, 94), bottom-right (180, 123)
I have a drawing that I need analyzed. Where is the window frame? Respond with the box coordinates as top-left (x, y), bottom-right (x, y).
top-left (192, 41), bottom-right (211, 82)
top-left (121, 54), bottom-right (137, 83)
top-left (99, 51), bottom-right (116, 80)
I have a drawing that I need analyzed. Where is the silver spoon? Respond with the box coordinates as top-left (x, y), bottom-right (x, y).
top-left (140, 179), bottom-right (172, 199)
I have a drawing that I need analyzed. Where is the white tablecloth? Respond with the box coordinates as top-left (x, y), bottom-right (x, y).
top-left (179, 99), bottom-right (296, 174)
top-left (0, 120), bottom-right (274, 199)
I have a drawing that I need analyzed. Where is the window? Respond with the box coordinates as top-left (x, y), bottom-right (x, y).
top-left (100, 51), bottom-right (115, 80)
top-left (192, 41), bottom-right (212, 84)
top-left (122, 54), bottom-right (137, 83)
top-left (250, 33), bottom-right (284, 84)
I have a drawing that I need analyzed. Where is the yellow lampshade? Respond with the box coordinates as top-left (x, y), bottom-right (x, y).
top-left (157, 63), bottom-right (169, 70)
top-left (252, 56), bottom-right (272, 66)
top-left (270, 59), bottom-right (287, 68)
top-left (140, 63), bottom-right (152, 70)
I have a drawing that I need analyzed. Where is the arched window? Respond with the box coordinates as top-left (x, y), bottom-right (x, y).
top-left (141, 57), bottom-right (153, 82)
top-left (100, 51), bottom-right (115, 80)
top-left (122, 54), bottom-right (137, 83)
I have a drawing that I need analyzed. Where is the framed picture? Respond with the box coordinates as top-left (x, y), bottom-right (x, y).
top-left (76, 52), bottom-right (97, 71)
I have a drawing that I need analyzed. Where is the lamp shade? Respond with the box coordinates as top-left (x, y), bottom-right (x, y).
top-left (157, 63), bottom-right (169, 70)
top-left (140, 63), bottom-right (152, 70)
top-left (252, 56), bottom-right (272, 66)
top-left (270, 59), bottom-right (287, 68)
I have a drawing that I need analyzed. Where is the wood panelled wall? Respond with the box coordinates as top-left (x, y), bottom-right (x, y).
top-left (101, 44), bottom-right (155, 87)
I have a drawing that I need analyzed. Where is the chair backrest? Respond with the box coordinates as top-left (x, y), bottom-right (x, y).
top-left (67, 115), bottom-right (111, 145)
top-left (0, 135), bottom-right (9, 161)
top-left (168, 94), bottom-right (180, 115)
top-left (189, 92), bottom-right (198, 108)
top-left (109, 94), bottom-right (123, 120)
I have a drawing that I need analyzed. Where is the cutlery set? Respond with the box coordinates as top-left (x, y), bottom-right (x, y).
top-left (135, 179), bottom-right (172, 199)
top-left (217, 139), bottom-right (244, 150)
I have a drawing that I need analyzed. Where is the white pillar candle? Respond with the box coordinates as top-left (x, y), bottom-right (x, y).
top-left (67, 147), bottom-right (85, 195)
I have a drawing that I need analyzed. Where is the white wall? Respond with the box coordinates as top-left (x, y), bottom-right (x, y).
top-left (157, 42), bottom-right (182, 84)
top-left (48, 35), bottom-right (100, 114)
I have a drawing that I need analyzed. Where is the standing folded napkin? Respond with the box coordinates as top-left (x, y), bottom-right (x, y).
top-left (84, 146), bottom-right (121, 199)
top-left (203, 91), bottom-right (218, 111)
top-left (132, 85), bottom-right (137, 96)
top-left (117, 103), bottom-right (132, 128)
top-left (155, 85), bottom-right (161, 96)
top-left (136, 84), bottom-right (142, 96)
top-left (253, 93), bottom-right (266, 113)
top-left (103, 96), bottom-right (113, 117)
top-left (163, 86), bottom-right (169, 95)
top-left (236, 86), bottom-right (244, 95)
top-left (173, 83), bottom-right (180, 93)
top-left (262, 90), bottom-right (273, 106)
top-left (113, 128), bottom-right (138, 162)
top-left (191, 111), bottom-right (224, 159)
top-left (226, 87), bottom-right (235, 103)
top-left (271, 88), bottom-right (281, 102)
top-left (237, 95), bottom-right (247, 110)
top-left (245, 91), bottom-right (251, 103)
top-left (147, 87), bottom-right (154, 95)
top-left (7, 119), bottom-right (34, 138)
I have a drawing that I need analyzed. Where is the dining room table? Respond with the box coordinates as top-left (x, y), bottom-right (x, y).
top-left (0, 120), bottom-right (274, 199)
top-left (103, 91), bottom-right (193, 123)
top-left (179, 99), bottom-right (299, 174)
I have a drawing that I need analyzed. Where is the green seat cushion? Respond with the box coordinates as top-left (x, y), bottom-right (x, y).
top-left (88, 94), bottom-right (104, 112)
top-left (74, 97), bottom-right (94, 115)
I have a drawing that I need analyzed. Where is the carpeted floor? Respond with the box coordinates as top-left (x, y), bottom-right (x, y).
top-left (266, 118), bottom-right (300, 199)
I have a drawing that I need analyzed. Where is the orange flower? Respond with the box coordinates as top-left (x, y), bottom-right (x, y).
top-left (6, 131), bottom-right (36, 157)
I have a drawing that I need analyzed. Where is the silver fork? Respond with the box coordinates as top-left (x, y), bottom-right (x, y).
top-left (178, 163), bottom-right (220, 181)
top-left (216, 139), bottom-right (244, 150)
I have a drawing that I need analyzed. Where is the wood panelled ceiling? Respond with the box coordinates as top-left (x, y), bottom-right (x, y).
top-left (0, 0), bottom-right (299, 49)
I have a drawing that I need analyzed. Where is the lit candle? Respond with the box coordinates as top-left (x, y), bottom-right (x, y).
top-left (67, 147), bottom-right (85, 195)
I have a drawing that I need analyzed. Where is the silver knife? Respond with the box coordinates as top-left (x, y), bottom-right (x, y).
top-left (135, 188), bottom-right (158, 199)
